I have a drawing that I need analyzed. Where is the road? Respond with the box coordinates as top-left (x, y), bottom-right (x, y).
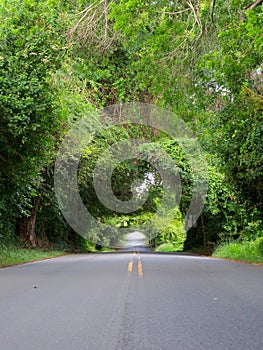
top-left (119, 231), bottom-right (151, 252)
top-left (0, 239), bottom-right (262, 349)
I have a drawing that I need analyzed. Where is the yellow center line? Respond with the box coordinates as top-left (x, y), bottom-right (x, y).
top-left (127, 253), bottom-right (143, 277)
top-left (127, 260), bottom-right (133, 273)
top-left (138, 260), bottom-right (143, 278)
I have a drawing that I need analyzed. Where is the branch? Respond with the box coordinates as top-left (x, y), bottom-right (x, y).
top-left (244, 0), bottom-right (263, 10)
top-left (153, 7), bottom-right (196, 15)
top-left (68, 0), bottom-right (115, 52)
top-left (187, 0), bottom-right (203, 42)
top-left (211, 0), bottom-right (216, 23)
top-left (162, 1), bottom-right (203, 61)
top-left (68, 0), bottom-right (104, 38)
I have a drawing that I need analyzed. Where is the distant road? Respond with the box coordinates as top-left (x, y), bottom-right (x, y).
top-left (119, 231), bottom-right (151, 252)
top-left (0, 244), bottom-right (262, 349)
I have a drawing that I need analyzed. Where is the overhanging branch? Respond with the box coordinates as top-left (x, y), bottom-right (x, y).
top-left (244, 0), bottom-right (263, 10)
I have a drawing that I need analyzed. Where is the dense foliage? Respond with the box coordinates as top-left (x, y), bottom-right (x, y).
top-left (0, 0), bottom-right (262, 254)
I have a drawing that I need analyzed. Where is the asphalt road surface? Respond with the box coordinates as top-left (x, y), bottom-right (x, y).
top-left (119, 231), bottom-right (151, 252)
top-left (0, 239), bottom-right (263, 349)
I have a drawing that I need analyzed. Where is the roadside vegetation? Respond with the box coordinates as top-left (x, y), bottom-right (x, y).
top-left (0, 0), bottom-right (262, 265)
top-left (213, 238), bottom-right (263, 263)
top-left (0, 247), bottom-right (66, 268)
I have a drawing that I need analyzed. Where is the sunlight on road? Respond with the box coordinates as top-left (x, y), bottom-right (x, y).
top-left (121, 231), bottom-right (151, 253)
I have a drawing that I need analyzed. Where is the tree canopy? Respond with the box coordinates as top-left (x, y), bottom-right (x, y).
top-left (0, 0), bottom-right (262, 252)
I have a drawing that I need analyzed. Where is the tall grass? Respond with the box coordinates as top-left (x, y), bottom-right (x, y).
top-left (213, 238), bottom-right (263, 263)
top-left (155, 243), bottom-right (183, 252)
top-left (0, 247), bottom-right (66, 268)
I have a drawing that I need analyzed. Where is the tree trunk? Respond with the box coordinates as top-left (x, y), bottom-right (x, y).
top-left (18, 196), bottom-right (40, 247)
top-left (201, 214), bottom-right (206, 247)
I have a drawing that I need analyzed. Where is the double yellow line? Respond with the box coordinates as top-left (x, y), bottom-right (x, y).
top-left (127, 252), bottom-right (143, 278)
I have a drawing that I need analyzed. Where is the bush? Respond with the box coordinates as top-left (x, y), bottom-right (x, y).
top-left (150, 207), bottom-right (187, 251)
top-left (155, 243), bottom-right (180, 252)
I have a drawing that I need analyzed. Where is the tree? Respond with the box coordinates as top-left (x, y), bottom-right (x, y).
top-left (0, 0), bottom-right (67, 245)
